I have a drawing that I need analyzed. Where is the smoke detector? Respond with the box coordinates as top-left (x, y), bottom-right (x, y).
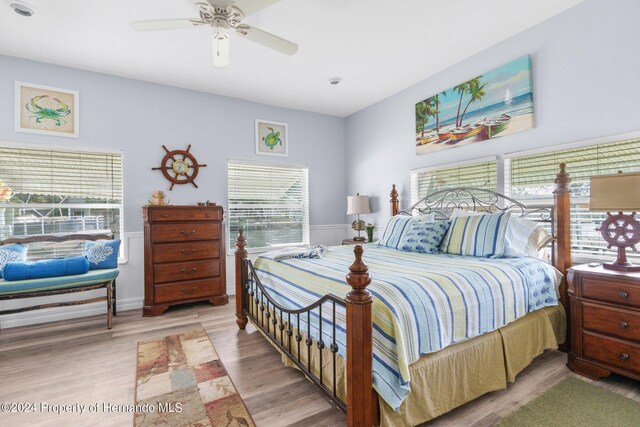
top-left (329, 76), bottom-right (342, 86)
top-left (5, 0), bottom-right (36, 17)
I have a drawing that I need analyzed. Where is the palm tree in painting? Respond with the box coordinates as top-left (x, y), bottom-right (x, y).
top-left (434, 90), bottom-right (446, 131)
top-left (416, 98), bottom-right (439, 139)
top-left (453, 82), bottom-right (470, 127)
top-left (459, 77), bottom-right (486, 124)
top-left (415, 101), bottom-right (429, 138)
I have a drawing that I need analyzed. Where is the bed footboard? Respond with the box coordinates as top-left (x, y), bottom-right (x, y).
top-left (234, 232), bottom-right (375, 426)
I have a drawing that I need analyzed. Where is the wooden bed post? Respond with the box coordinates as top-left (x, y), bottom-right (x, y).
top-left (345, 245), bottom-right (374, 426)
top-left (390, 184), bottom-right (399, 216)
top-left (235, 229), bottom-right (248, 330)
top-left (553, 164), bottom-right (572, 302)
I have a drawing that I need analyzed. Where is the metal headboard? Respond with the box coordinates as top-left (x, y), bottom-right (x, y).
top-left (401, 187), bottom-right (554, 225)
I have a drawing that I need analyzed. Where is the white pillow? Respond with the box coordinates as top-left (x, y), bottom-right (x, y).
top-left (451, 208), bottom-right (483, 218)
top-left (414, 213), bottom-right (436, 222)
top-left (503, 216), bottom-right (553, 258)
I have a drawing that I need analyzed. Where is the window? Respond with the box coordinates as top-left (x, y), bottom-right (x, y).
top-left (227, 161), bottom-right (309, 251)
top-left (506, 137), bottom-right (640, 263)
top-left (0, 145), bottom-right (123, 256)
top-left (411, 159), bottom-right (498, 205)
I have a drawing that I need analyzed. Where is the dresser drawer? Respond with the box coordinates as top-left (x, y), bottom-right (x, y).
top-left (583, 332), bottom-right (640, 375)
top-left (152, 223), bottom-right (220, 243)
top-left (582, 302), bottom-right (640, 341)
top-left (154, 277), bottom-right (222, 303)
top-left (149, 207), bottom-right (222, 222)
top-left (154, 259), bottom-right (220, 284)
top-left (153, 241), bottom-right (220, 263)
top-left (582, 277), bottom-right (640, 308)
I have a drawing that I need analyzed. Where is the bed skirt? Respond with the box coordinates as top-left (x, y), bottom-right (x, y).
top-left (253, 304), bottom-right (565, 427)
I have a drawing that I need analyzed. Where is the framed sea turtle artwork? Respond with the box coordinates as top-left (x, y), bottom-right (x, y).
top-left (255, 119), bottom-right (288, 157)
top-left (15, 81), bottom-right (79, 138)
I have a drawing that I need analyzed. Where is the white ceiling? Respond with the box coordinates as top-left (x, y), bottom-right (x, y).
top-left (0, 0), bottom-right (583, 117)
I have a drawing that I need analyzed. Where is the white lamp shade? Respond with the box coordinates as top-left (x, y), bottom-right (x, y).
top-left (590, 172), bottom-right (640, 211)
top-left (347, 195), bottom-right (370, 215)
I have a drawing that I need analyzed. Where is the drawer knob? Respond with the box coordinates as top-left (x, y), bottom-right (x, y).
top-left (162, 213), bottom-right (169, 218)
top-left (180, 230), bottom-right (196, 235)
top-left (620, 353), bottom-right (630, 362)
top-left (180, 249), bottom-right (197, 255)
top-left (619, 321), bottom-right (629, 329)
top-left (181, 287), bottom-right (198, 294)
top-left (619, 291), bottom-right (629, 299)
top-left (181, 268), bottom-right (197, 274)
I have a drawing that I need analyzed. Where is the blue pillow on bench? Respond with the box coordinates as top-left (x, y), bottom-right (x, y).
top-left (2, 256), bottom-right (90, 281)
top-left (84, 240), bottom-right (120, 270)
top-left (0, 244), bottom-right (27, 279)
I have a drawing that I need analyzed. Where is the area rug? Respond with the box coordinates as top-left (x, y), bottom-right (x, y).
top-left (134, 327), bottom-right (254, 427)
top-left (496, 376), bottom-right (640, 427)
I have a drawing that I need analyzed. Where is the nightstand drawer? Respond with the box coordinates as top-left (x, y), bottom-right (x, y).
top-left (583, 332), bottom-right (640, 375)
top-left (154, 259), bottom-right (220, 284)
top-left (582, 277), bottom-right (640, 308)
top-left (582, 302), bottom-right (640, 341)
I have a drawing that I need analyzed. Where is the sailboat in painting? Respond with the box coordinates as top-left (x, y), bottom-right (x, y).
top-left (504, 88), bottom-right (512, 104)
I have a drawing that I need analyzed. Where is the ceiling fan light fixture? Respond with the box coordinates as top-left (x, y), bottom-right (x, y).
top-left (212, 31), bottom-right (230, 68)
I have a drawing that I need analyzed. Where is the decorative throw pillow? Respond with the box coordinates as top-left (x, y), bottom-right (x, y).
top-left (378, 215), bottom-right (414, 249)
top-left (503, 216), bottom-right (553, 258)
top-left (0, 244), bottom-right (27, 279)
top-left (84, 239), bottom-right (121, 270)
top-left (414, 213), bottom-right (436, 222)
top-left (3, 256), bottom-right (89, 281)
top-left (440, 211), bottom-right (512, 258)
top-left (400, 220), bottom-right (451, 254)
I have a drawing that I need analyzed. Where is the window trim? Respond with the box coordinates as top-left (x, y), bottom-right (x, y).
top-left (0, 141), bottom-right (125, 263)
top-left (226, 159), bottom-right (310, 254)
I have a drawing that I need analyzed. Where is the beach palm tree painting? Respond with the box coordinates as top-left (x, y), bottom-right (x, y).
top-left (415, 55), bottom-right (534, 155)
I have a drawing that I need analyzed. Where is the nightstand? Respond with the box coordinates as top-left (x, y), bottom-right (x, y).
top-left (342, 239), bottom-right (367, 245)
top-left (567, 264), bottom-right (640, 381)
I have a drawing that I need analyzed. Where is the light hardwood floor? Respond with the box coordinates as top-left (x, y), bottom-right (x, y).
top-left (1, 303), bottom-right (638, 427)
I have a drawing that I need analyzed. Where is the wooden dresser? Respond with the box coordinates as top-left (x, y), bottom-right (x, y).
top-left (143, 205), bottom-right (228, 316)
top-left (567, 264), bottom-right (640, 380)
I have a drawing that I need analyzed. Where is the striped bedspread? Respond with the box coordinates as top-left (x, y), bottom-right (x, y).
top-left (253, 244), bottom-right (561, 410)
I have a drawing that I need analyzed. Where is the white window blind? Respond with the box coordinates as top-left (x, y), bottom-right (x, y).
top-left (227, 161), bottom-right (309, 250)
top-left (0, 145), bottom-right (123, 257)
top-left (507, 138), bottom-right (640, 262)
top-left (411, 160), bottom-right (498, 205)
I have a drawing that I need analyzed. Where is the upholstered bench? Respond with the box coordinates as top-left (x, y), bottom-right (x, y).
top-left (0, 233), bottom-right (119, 330)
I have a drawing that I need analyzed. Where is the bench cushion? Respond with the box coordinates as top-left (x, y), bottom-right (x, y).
top-left (3, 256), bottom-right (89, 281)
top-left (0, 268), bottom-right (119, 295)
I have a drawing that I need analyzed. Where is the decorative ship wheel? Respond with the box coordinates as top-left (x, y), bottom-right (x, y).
top-left (152, 145), bottom-right (207, 191)
top-left (597, 212), bottom-right (640, 271)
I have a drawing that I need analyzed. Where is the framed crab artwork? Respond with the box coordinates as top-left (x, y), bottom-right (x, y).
top-left (255, 119), bottom-right (288, 157)
top-left (15, 81), bottom-right (79, 138)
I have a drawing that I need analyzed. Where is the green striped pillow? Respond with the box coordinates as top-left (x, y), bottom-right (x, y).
top-left (440, 212), bottom-right (511, 258)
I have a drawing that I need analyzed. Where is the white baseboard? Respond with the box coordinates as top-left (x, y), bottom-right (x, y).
top-left (0, 297), bottom-right (143, 330)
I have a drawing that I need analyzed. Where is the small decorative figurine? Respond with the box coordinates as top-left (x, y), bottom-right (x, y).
top-left (149, 191), bottom-right (167, 206)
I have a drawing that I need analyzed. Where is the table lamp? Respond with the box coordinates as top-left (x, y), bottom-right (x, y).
top-left (590, 171), bottom-right (640, 272)
top-left (347, 193), bottom-right (370, 242)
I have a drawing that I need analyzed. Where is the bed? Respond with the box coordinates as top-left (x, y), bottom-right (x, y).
top-left (233, 164), bottom-right (573, 426)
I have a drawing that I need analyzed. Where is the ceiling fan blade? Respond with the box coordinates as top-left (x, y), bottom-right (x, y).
top-left (131, 19), bottom-right (200, 31)
top-left (231, 0), bottom-right (281, 17)
top-left (236, 24), bottom-right (298, 55)
top-left (190, 0), bottom-right (234, 8)
top-left (212, 34), bottom-right (230, 67)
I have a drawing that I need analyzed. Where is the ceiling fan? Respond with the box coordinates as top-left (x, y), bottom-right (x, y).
top-left (130, 0), bottom-right (298, 67)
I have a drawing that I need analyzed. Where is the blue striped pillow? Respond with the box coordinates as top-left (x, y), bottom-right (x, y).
top-left (378, 216), bottom-right (414, 249)
top-left (440, 212), bottom-right (511, 258)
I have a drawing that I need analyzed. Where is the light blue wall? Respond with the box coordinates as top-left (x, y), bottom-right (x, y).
top-left (346, 0), bottom-right (640, 226)
top-left (0, 55), bottom-right (348, 232)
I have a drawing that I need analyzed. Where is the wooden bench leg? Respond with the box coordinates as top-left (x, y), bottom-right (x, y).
top-left (112, 279), bottom-right (117, 316)
top-left (107, 281), bottom-right (113, 329)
